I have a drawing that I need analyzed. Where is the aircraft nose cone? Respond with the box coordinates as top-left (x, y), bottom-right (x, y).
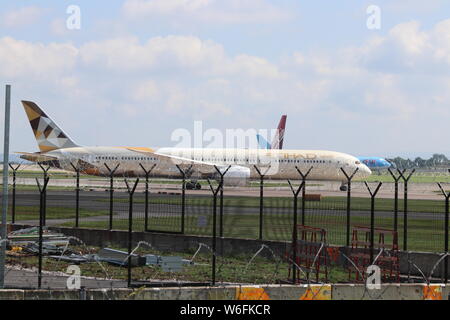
top-left (363, 164), bottom-right (372, 176)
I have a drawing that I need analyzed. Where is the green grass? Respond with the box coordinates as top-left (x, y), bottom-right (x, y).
top-left (94, 194), bottom-right (446, 213)
top-left (59, 209), bottom-right (448, 253)
top-left (8, 206), bottom-right (108, 221)
top-left (356, 173), bottom-right (450, 184)
top-left (3, 185), bottom-right (76, 192)
top-left (1, 170), bottom-right (91, 179)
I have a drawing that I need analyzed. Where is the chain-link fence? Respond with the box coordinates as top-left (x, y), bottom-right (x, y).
top-left (1, 164), bottom-right (450, 293)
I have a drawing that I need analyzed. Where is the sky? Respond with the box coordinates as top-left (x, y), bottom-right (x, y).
top-left (1, 0), bottom-right (450, 159)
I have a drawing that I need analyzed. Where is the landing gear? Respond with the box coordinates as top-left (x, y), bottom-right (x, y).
top-left (186, 180), bottom-right (202, 190)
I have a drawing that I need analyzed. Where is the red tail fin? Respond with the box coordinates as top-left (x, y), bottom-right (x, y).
top-left (272, 115), bottom-right (287, 150)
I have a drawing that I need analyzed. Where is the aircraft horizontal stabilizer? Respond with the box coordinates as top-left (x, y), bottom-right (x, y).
top-left (16, 152), bottom-right (58, 163)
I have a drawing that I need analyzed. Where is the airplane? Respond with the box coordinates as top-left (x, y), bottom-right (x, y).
top-left (259, 132), bottom-right (391, 170)
top-left (18, 101), bottom-right (372, 189)
top-left (257, 115), bottom-right (391, 190)
top-left (257, 115), bottom-right (287, 150)
top-left (357, 157), bottom-right (392, 170)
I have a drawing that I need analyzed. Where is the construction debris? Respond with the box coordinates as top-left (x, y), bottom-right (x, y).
top-left (145, 254), bottom-right (193, 272)
top-left (97, 248), bottom-right (146, 267)
top-left (8, 227), bottom-right (69, 247)
top-left (6, 228), bottom-right (195, 273)
top-left (48, 254), bottom-right (96, 264)
top-left (160, 256), bottom-right (183, 272)
top-left (24, 242), bottom-right (68, 256)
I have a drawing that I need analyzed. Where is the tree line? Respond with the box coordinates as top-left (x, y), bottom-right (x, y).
top-left (387, 154), bottom-right (450, 169)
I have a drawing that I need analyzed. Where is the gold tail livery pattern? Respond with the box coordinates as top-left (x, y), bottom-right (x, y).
top-left (22, 100), bottom-right (79, 152)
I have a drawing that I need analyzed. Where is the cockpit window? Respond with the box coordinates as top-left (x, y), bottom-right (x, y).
top-left (355, 161), bottom-right (361, 165)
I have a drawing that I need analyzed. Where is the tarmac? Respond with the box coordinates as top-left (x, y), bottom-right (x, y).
top-left (4, 175), bottom-right (448, 200)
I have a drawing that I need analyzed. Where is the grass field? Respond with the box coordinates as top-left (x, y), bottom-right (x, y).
top-left (7, 206), bottom-right (108, 221)
top-left (356, 173), bottom-right (450, 183)
top-left (5, 185), bottom-right (77, 192)
top-left (95, 194), bottom-right (446, 213)
top-left (4, 189), bottom-right (447, 253)
top-left (59, 208), bottom-right (447, 253)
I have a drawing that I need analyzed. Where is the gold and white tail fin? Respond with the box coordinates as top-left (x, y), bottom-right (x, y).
top-left (22, 100), bottom-right (79, 152)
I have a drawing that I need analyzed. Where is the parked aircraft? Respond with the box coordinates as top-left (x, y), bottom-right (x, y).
top-left (19, 101), bottom-right (371, 189)
top-left (257, 116), bottom-right (391, 169)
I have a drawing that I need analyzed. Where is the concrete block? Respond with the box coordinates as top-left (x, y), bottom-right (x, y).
top-left (299, 284), bottom-right (331, 300)
top-left (235, 284), bottom-right (330, 300)
top-left (87, 288), bottom-right (133, 300)
top-left (207, 287), bottom-right (235, 300)
top-left (159, 287), bottom-right (210, 300)
top-left (332, 284), bottom-right (366, 300)
top-left (0, 290), bottom-right (24, 300)
top-left (23, 290), bottom-right (53, 300)
top-left (263, 285), bottom-right (306, 300)
top-left (333, 284), bottom-right (423, 300)
top-left (23, 290), bottom-right (80, 300)
top-left (442, 285), bottom-right (450, 301)
top-left (235, 286), bottom-right (271, 300)
top-left (422, 284), bottom-right (445, 300)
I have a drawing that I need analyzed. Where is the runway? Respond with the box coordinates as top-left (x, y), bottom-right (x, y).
top-left (5, 175), bottom-right (447, 200)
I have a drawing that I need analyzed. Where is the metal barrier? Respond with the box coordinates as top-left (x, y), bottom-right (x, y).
top-left (2, 164), bottom-right (450, 291)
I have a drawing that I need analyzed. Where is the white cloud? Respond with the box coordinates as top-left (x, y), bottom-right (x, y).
top-left (0, 37), bottom-right (78, 78)
top-left (133, 80), bottom-right (160, 101)
top-left (388, 21), bottom-right (429, 55)
top-left (123, 0), bottom-right (212, 15)
top-left (79, 36), bottom-right (226, 73)
top-left (2, 6), bottom-right (44, 28)
top-left (122, 0), bottom-right (291, 24)
top-left (78, 35), bottom-right (283, 79)
top-left (50, 18), bottom-right (70, 36)
top-left (4, 18), bottom-right (450, 154)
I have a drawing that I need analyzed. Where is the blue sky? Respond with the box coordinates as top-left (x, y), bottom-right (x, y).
top-left (1, 0), bottom-right (450, 158)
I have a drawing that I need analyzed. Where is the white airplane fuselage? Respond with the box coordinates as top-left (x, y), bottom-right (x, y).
top-left (19, 100), bottom-right (372, 184)
top-left (45, 146), bottom-right (372, 182)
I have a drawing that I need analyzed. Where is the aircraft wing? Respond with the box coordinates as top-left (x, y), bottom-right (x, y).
top-left (16, 152), bottom-right (58, 163)
top-left (126, 148), bottom-right (220, 174)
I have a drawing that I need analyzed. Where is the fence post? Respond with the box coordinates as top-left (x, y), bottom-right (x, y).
top-left (437, 183), bottom-right (449, 283)
top-left (254, 165), bottom-right (271, 240)
top-left (38, 164), bottom-right (51, 226)
top-left (207, 178), bottom-right (225, 285)
top-left (341, 168), bottom-right (359, 247)
top-left (8, 164), bottom-right (21, 224)
top-left (70, 163), bottom-right (81, 228)
top-left (214, 166), bottom-right (231, 238)
top-left (125, 178), bottom-right (139, 288)
top-left (0, 84), bottom-right (11, 290)
top-left (176, 164), bottom-right (193, 235)
top-left (364, 182), bottom-right (383, 263)
top-left (388, 168), bottom-right (403, 232)
top-left (287, 179), bottom-right (305, 284)
top-left (295, 166), bottom-right (313, 225)
top-left (36, 176), bottom-right (50, 289)
top-left (140, 164), bottom-right (156, 232)
top-left (104, 163), bottom-right (120, 230)
top-left (398, 169), bottom-right (415, 251)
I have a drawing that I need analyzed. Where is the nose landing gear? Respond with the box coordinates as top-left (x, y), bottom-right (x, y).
top-left (186, 180), bottom-right (202, 190)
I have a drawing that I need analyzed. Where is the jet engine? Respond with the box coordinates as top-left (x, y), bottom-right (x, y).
top-left (216, 165), bottom-right (250, 186)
